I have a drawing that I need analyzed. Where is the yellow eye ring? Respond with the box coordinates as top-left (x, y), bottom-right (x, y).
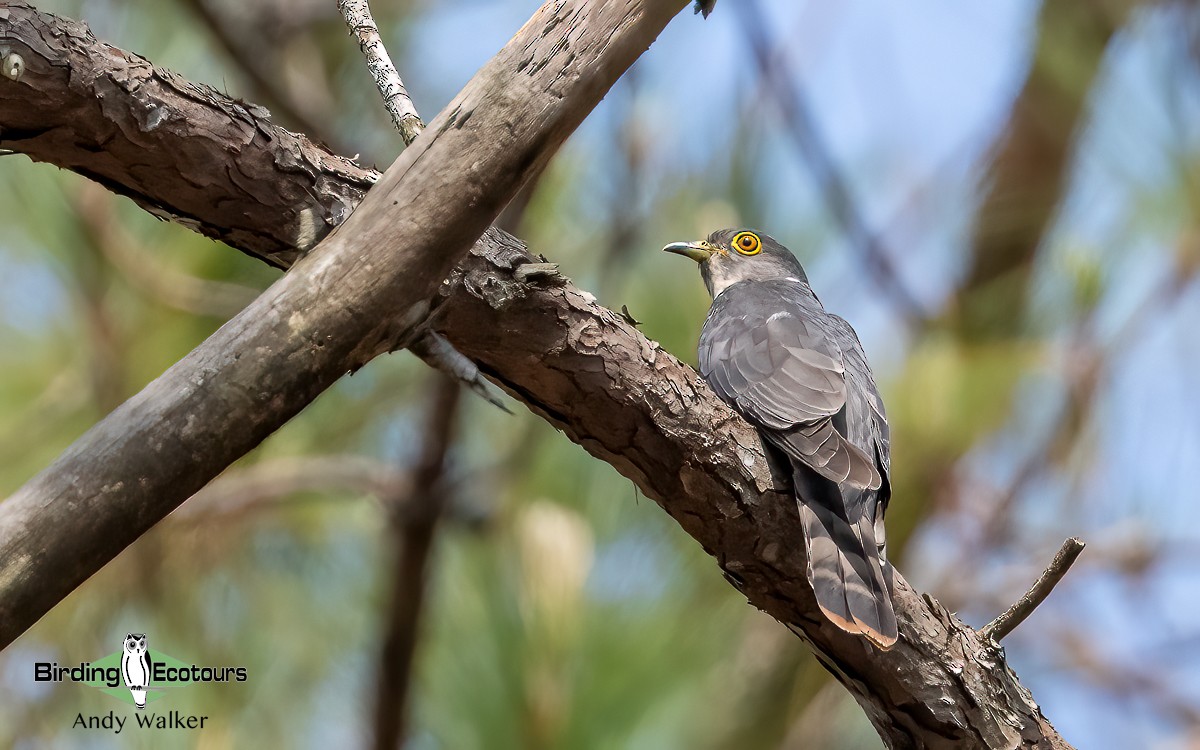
top-left (732, 231), bottom-right (761, 256)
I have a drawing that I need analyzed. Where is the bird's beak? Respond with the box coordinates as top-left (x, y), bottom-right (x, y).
top-left (662, 240), bottom-right (716, 263)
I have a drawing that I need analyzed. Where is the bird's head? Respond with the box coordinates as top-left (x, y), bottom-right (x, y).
top-left (663, 228), bottom-right (808, 298)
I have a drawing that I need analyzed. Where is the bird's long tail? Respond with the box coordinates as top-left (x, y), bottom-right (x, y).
top-left (795, 470), bottom-right (897, 649)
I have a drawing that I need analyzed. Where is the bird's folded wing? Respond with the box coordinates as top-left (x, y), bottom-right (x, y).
top-left (700, 307), bottom-right (880, 489)
top-left (700, 310), bottom-right (845, 427)
top-left (772, 420), bottom-right (880, 490)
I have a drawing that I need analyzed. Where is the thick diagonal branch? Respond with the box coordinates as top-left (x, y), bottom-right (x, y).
top-left (0, 0), bottom-right (689, 646)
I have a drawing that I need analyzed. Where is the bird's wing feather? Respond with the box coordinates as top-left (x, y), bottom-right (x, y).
top-left (695, 276), bottom-right (894, 645)
top-left (829, 313), bottom-right (891, 495)
top-left (701, 308), bottom-right (846, 428)
top-left (700, 288), bottom-right (880, 489)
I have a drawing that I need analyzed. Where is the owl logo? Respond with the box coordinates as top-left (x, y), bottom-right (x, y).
top-left (120, 634), bottom-right (152, 710)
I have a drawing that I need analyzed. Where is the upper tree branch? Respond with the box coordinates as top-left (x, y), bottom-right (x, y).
top-left (338, 0), bottom-right (424, 147)
top-left (0, 4), bottom-right (1072, 747)
top-left (0, 3), bottom-right (375, 268)
top-left (0, 0), bottom-right (689, 648)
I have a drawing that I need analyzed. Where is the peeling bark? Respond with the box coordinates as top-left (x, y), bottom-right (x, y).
top-left (0, 3), bottom-right (373, 267)
top-left (0, 3), bottom-right (1075, 747)
top-left (0, 0), bottom-right (690, 645)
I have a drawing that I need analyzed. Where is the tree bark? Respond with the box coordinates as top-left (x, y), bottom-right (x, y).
top-left (0, 0), bottom-right (688, 645)
top-left (0, 2), bottom-right (374, 268)
top-left (0, 4), bottom-right (1074, 747)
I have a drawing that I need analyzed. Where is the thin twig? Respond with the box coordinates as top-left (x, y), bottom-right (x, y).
top-left (981, 537), bottom-right (1085, 643)
top-left (337, 0), bottom-right (515, 417)
top-left (410, 331), bottom-right (510, 412)
top-left (336, 10), bottom-right (461, 723)
top-left (337, 0), bottom-right (424, 146)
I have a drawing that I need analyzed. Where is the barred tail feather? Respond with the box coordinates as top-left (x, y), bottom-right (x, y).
top-left (797, 490), bottom-right (897, 649)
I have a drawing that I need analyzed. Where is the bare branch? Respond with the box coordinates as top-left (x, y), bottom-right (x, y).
top-left (0, 0), bottom-right (691, 647)
top-left (338, 0), bottom-right (424, 146)
top-left (981, 537), bottom-right (1086, 643)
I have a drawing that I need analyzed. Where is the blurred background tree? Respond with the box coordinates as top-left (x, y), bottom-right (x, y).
top-left (2, 0), bottom-right (1199, 748)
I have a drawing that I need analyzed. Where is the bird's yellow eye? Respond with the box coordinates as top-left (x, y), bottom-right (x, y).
top-left (732, 231), bottom-right (761, 256)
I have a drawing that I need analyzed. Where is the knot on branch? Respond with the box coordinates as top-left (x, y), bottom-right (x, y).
top-left (513, 261), bottom-right (567, 285)
top-left (1, 51), bottom-right (25, 81)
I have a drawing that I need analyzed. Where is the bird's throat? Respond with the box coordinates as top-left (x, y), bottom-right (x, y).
top-left (701, 262), bottom-right (741, 299)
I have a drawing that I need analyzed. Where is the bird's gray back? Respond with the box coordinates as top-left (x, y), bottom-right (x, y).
top-left (698, 279), bottom-right (889, 486)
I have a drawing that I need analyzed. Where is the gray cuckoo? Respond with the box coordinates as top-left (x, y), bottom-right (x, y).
top-left (664, 228), bottom-right (897, 648)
